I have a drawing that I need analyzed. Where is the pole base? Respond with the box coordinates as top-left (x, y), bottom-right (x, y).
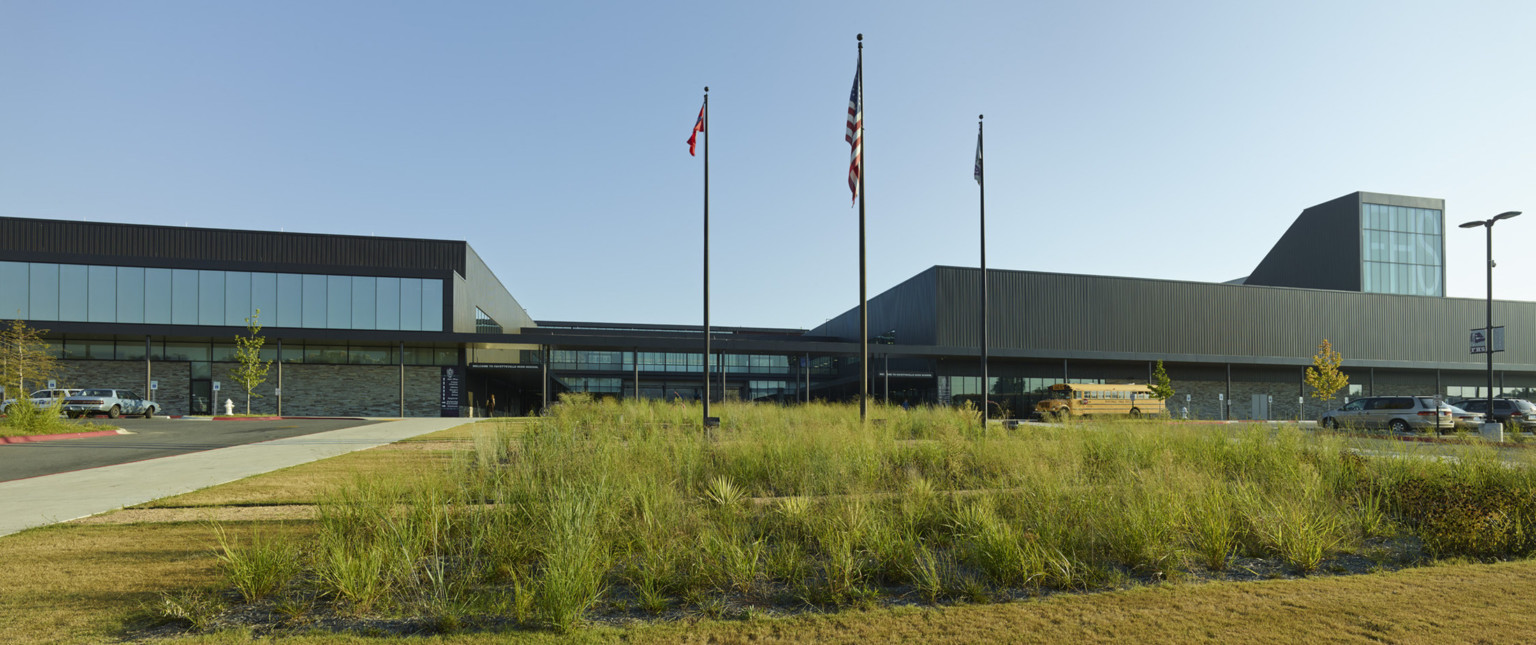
top-left (1480, 421), bottom-right (1504, 442)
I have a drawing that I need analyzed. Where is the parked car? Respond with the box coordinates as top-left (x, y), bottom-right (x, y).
top-left (0, 388), bottom-right (80, 414)
top-left (1453, 398), bottom-right (1536, 431)
top-left (1319, 396), bottom-right (1454, 433)
top-left (60, 389), bottom-right (157, 419)
top-left (1443, 403), bottom-right (1486, 431)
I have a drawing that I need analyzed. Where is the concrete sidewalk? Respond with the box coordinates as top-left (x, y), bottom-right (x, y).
top-left (0, 417), bottom-right (468, 538)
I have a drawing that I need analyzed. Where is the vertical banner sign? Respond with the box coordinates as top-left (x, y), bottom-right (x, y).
top-left (440, 366), bottom-right (462, 417)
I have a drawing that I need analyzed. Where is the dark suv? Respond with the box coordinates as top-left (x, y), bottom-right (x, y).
top-left (1454, 398), bottom-right (1536, 431)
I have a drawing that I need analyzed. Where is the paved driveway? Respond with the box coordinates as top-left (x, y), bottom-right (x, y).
top-left (0, 417), bottom-right (468, 537)
top-left (0, 417), bottom-right (383, 483)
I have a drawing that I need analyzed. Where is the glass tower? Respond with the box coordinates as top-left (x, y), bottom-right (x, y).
top-left (1359, 201), bottom-right (1444, 297)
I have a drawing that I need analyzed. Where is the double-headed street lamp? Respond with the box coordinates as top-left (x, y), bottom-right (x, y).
top-left (1459, 210), bottom-right (1521, 429)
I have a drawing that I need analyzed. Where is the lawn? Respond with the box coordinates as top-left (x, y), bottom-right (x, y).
top-left (3, 399), bottom-right (1534, 643)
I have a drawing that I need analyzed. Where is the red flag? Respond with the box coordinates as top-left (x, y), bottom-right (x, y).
top-left (687, 102), bottom-right (705, 156)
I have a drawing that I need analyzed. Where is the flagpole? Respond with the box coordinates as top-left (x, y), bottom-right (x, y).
top-left (702, 87), bottom-right (713, 430)
top-left (857, 34), bottom-right (868, 423)
top-left (978, 115), bottom-right (987, 424)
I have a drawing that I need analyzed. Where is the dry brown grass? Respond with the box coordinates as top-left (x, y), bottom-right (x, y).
top-left (401, 418), bottom-right (527, 442)
top-left (134, 449), bottom-right (456, 508)
top-left (627, 561), bottom-right (1536, 644)
top-left (5, 517), bottom-right (1533, 645)
top-left (0, 521), bottom-right (307, 645)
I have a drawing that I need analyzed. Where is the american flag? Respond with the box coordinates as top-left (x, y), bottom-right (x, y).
top-left (845, 53), bottom-right (862, 204)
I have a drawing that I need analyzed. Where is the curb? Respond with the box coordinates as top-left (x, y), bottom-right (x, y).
top-left (165, 415), bottom-right (368, 421)
top-left (0, 428), bottom-right (130, 444)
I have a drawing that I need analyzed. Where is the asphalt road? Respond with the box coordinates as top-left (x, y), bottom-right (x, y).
top-left (0, 417), bottom-right (384, 483)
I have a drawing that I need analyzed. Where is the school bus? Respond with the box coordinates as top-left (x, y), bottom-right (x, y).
top-left (1034, 383), bottom-right (1166, 419)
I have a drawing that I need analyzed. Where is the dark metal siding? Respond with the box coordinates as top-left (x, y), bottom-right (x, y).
top-left (809, 267), bottom-right (938, 345)
top-left (1244, 193), bottom-right (1363, 290)
top-left (0, 217), bottom-right (466, 277)
top-left (932, 266), bottom-right (1536, 369)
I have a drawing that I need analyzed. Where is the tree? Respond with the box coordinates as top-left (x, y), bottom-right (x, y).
top-left (1149, 360), bottom-right (1174, 401)
top-left (0, 319), bottom-right (60, 404)
top-left (232, 309), bottom-right (272, 415)
top-left (1304, 339), bottom-right (1349, 407)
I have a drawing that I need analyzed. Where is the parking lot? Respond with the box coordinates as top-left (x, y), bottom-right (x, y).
top-left (0, 417), bottom-right (382, 483)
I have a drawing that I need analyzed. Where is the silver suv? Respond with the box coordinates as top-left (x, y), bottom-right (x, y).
top-left (1320, 396), bottom-right (1454, 433)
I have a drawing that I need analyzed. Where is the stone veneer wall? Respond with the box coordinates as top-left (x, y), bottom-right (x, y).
top-left (55, 359), bottom-right (189, 415)
top-left (54, 360), bottom-right (442, 417)
top-left (217, 363), bottom-right (442, 417)
top-left (1173, 378), bottom-right (1339, 422)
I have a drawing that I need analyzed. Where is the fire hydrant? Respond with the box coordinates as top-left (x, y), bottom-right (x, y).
top-left (224, 399), bottom-right (234, 416)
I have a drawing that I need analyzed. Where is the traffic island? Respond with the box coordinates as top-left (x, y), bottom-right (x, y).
top-left (0, 428), bottom-right (130, 444)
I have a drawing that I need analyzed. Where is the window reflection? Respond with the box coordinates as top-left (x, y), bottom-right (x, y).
top-left (172, 269), bottom-right (199, 324)
top-left (302, 274), bottom-right (327, 328)
top-left (198, 270), bottom-right (225, 326)
top-left (376, 277), bottom-right (400, 330)
top-left (1361, 203), bottom-right (1442, 296)
top-left (351, 276), bottom-right (376, 329)
top-left (59, 264), bottom-right (88, 322)
top-left (0, 261), bottom-right (442, 332)
top-left (277, 273), bottom-right (303, 328)
top-left (225, 271), bottom-right (251, 326)
top-left (326, 276), bottom-right (351, 330)
top-left (0, 262), bottom-right (27, 318)
top-left (117, 267), bottom-right (144, 324)
top-left (88, 265), bottom-right (116, 323)
top-left (251, 273), bottom-right (277, 326)
top-left (146, 268), bottom-right (172, 324)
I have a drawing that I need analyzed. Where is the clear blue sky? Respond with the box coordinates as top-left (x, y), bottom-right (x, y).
top-left (3, 2), bottom-right (1534, 330)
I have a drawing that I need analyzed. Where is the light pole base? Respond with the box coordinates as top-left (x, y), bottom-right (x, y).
top-left (1480, 422), bottom-right (1504, 442)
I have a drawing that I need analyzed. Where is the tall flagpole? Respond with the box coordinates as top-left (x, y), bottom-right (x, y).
top-left (702, 87), bottom-right (712, 429)
top-left (857, 34), bottom-right (868, 422)
top-left (978, 115), bottom-right (987, 424)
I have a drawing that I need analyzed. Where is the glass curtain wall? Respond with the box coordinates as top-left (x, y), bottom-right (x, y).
top-left (0, 261), bottom-right (443, 331)
top-left (1361, 203), bottom-right (1443, 296)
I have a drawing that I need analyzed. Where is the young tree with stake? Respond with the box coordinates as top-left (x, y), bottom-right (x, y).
top-left (232, 309), bottom-right (271, 416)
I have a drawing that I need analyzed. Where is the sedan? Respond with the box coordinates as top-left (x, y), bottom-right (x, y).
top-left (0, 388), bottom-right (80, 414)
top-left (1443, 404), bottom-right (1485, 431)
top-left (61, 389), bottom-right (158, 419)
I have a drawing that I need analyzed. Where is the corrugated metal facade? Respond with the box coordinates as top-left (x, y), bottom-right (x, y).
top-left (0, 217), bottom-right (466, 277)
top-left (814, 264), bottom-right (1536, 370)
top-left (932, 266), bottom-right (1536, 369)
top-left (811, 268), bottom-right (940, 345)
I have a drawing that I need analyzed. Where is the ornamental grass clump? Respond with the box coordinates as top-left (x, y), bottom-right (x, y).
top-left (201, 399), bottom-right (1536, 635)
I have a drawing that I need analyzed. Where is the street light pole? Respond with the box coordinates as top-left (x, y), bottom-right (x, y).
top-left (1460, 211), bottom-right (1521, 431)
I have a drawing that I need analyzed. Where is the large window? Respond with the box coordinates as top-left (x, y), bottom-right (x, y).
top-left (0, 261), bottom-right (444, 331)
top-left (1361, 203), bottom-right (1443, 296)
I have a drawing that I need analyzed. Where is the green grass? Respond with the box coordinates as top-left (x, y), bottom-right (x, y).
top-left (0, 398), bottom-right (108, 437)
top-left (190, 397), bottom-right (1536, 635)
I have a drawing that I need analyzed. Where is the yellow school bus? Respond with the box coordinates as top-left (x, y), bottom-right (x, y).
top-left (1034, 383), bottom-right (1166, 419)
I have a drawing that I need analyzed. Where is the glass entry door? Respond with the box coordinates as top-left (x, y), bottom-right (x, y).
top-left (189, 361), bottom-right (212, 415)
